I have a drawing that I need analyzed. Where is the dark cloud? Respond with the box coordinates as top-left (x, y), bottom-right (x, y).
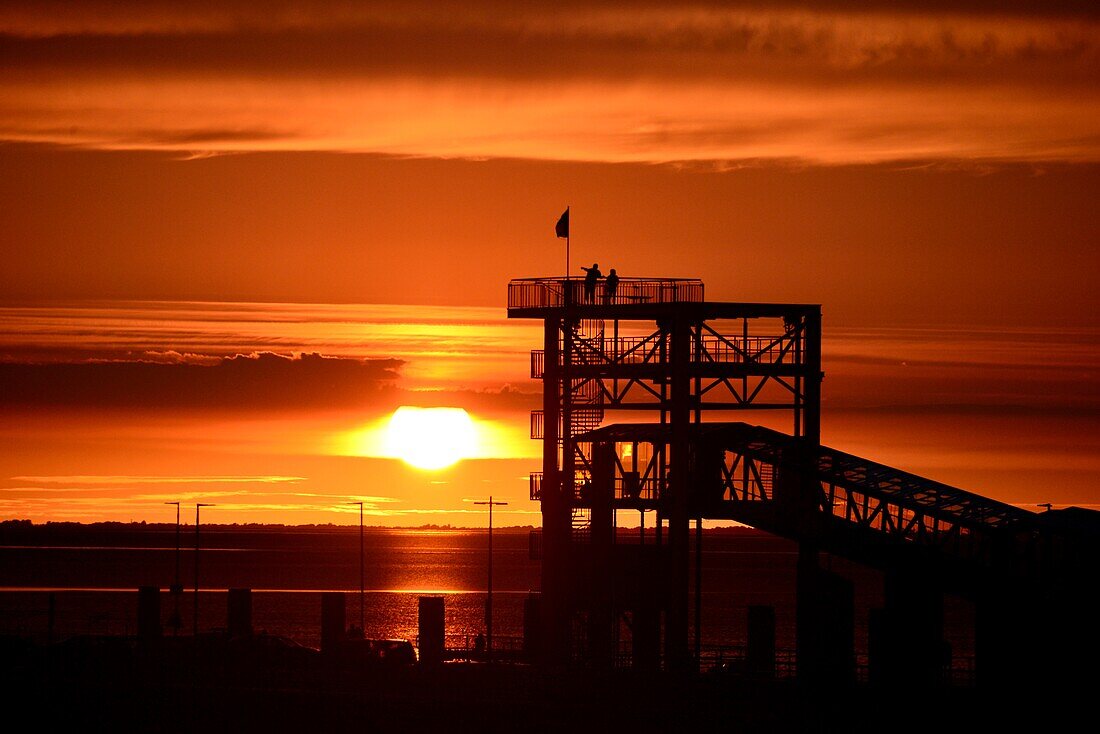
top-left (0, 352), bottom-right (404, 410)
top-left (825, 352), bottom-right (1099, 373)
top-left (2, 15), bottom-right (1095, 87)
top-left (0, 3), bottom-right (1095, 162)
top-left (0, 2), bottom-right (1096, 37)
top-left (134, 128), bottom-right (291, 145)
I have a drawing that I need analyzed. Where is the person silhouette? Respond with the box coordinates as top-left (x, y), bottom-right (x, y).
top-left (581, 263), bottom-right (602, 302)
top-left (605, 268), bottom-right (619, 303)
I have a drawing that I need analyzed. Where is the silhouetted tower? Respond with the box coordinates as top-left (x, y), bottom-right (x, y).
top-left (508, 277), bottom-right (821, 669)
top-left (509, 273), bottom-right (1100, 688)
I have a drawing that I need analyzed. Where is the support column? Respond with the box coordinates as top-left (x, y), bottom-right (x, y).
top-left (880, 569), bottom-right (945, 687)
top-left (746, 605), bottom-right (776, 679)
top-left (227, 587), bottom-right (252, 637)
top-left (633, 558), bottom-right (661, 671)
top-left (664, 317), bottom-right (691, 671)
top-left (976, 578), bottom-right (1036, 690)
top-left (418, 596), bottom-right (445, 666)
top-left (541, 316), bottom-right (571, 666)
top-left (321, 592), bottom-right (346, 654)
top-left (694, 517), bottom-right (703, 667)
top-left (784, 300), bottom-right (826, 682)
top-left (795, 545), bottom-right (819, 682)
top-left (818, 569), bottom-right (855, 685)
top-left (523, 593), bottom-right (543, 662)
top-left (137, 586), bottom-right (161, 643)
top-left (867, 608), bottom-right (888, 685)
top-left (802, 308), bottom-right (822, 446)
top-left (797, 553), bottom-right (855, 686)
top-left (588, 440), bottom-right (616, 668)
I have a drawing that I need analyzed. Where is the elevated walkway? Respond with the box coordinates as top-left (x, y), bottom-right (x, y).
top-left (579, 421), bottom-right (1070, 590)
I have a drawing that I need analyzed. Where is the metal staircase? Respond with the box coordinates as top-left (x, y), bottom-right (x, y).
top-left (528, 318), bottom-right (606, 542)
top-left (571, 506), bottom-right (592, 543)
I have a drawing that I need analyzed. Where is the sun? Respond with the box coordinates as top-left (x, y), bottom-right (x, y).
top-left (382, 407), bottom-right (478, 470)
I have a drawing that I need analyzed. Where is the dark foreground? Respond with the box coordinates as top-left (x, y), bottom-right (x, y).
top-left (0, 634), bottom-right (1070, 734)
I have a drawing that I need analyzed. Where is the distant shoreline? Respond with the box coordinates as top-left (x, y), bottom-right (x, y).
top-left (0, 519), bottom-right (759, 534)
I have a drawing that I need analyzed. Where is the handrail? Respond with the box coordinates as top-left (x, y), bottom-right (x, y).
top-left (569, 334), bottom-right (796, 367)
top-left (508, 277), bottom-right (704, 309)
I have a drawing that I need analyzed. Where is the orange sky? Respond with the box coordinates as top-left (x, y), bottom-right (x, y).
top-left (0, 301), bottom-right (1096, 524)
top-left (0, 2), bottom-right (1097, 524)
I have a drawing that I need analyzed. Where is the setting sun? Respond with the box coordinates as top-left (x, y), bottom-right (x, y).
top-left (381, 406), bottom-right (478, 470)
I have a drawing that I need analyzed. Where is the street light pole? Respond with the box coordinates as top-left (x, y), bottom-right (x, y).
top-left (193, 503), bottom-right (214, 636)
top-left (164, 501), bottom-right (181, 635)
top-left (347, 501), bottom-right (365, 634)
top-left (474, 496), bottom-right (508, 662)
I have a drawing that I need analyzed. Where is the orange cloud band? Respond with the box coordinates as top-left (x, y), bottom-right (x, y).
top-left (1, 5), bottom-right (1097, 163)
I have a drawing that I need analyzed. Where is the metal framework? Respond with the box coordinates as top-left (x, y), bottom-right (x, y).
top-left (508, 276), bottom-right (821, 670)
top-left (579, 421), bottom-right (1043, 583)
top-left (509, 275), bottom-right (1094, 683)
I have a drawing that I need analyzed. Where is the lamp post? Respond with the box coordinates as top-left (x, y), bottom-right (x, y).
top-left (164, 501), bottom-right (181, 635)
top-left (347, 501), bottom-right (365, 635)
top-left (193, 503), bottom-right (214, 636)
top-left (474, 496), bottom-right (508, 662)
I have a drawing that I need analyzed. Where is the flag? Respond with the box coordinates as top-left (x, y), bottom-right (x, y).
top-left (555, 207), bottom-right (569, 239)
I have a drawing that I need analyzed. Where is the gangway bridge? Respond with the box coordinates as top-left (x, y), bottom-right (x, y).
top-left (508, 275), bottom-right (1097, 688)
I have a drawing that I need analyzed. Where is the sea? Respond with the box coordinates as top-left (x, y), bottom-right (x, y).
top-left (0, 524), bottom-right (975, 660)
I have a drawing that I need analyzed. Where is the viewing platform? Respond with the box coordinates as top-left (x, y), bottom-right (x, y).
top-left (507, 276), bottom-right (819, 323)
top-left (507, 276), bottom-right (704, 316)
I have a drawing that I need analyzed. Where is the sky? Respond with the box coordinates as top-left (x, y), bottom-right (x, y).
top-left (0, 1), bottom-right (1097, 525)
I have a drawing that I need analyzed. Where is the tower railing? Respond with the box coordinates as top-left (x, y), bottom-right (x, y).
top-left (538, 334), bottom-right (798, 369)
top-left (508, 277), bottom-right (704, 310)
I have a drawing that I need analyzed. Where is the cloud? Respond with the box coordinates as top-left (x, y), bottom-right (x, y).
top-left (0, 301), bottom-right (540, 392)
top-left (9, 475), bottom-right (307, 485)
top-left (0, 3), bottom-right (1096, 162)
top-left (1, 302), bottom-right (1095, 414)
top-left (2, 2), bottom-right (1096, 38)
top-left (0, 352), bottom-right (403, 410)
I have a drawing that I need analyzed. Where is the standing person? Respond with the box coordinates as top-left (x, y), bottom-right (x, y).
top-left (605, 268), bottom-right (620, 303)
top-left (581, 263), bottom-right (602, 302)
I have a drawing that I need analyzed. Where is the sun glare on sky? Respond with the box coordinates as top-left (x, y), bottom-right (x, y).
top-left (381, 406), bottom-right (478, 470)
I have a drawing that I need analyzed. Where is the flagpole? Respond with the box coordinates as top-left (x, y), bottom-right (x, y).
top-left (556, 205), bottom-right (571, 304)
top-left (566, 206), bottom-right (571, 303)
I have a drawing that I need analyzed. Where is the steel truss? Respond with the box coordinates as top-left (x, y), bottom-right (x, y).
top-left (581, 422), bottom-right (1043, 582)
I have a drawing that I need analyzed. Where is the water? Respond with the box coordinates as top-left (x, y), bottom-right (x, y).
top-left (0, 588), bottom-right (525, 649)
top-left (0, 526), bottom-right (539, 647)
top-left (0, 526), bottom-right (973, 657)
